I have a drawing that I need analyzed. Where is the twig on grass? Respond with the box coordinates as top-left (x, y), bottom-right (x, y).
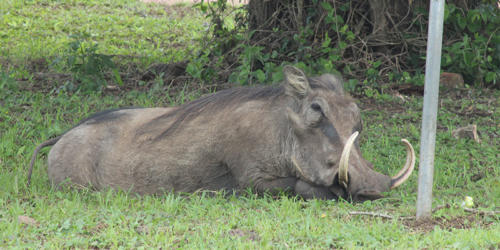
top-left (348, 211), bottom-right (394, 219)
top-left (348, 211), bottom-right (415, 220)
top-left (349, 205), bottom-right (499, 221)
top-left (349, 204), bottom-right (452, 221)
top-left (432, 204), bottom-right (450, 213)
top-left (463, 207), bottom-right (500, 216)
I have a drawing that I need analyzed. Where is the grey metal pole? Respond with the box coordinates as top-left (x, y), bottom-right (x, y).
top-left (416, 0), bottom-right (445, 220)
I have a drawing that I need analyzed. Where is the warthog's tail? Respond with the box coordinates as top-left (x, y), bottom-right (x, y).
top-left (27, 136), bottom-right (62, 187)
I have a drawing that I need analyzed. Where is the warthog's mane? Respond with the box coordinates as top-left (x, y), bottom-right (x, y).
top-left (139, 85), bottom-right (284, 140)
top-left (139, 77), bottom-right (340, 141)
top-left (80, 107), bottom-right (142, 125)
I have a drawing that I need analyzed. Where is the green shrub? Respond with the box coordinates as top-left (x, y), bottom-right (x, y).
top-left (442, 3), bottom-right (500, 87)
top-left (188, 0), bottom-right (499, 90)
top-left (54, 34), bottom-right (123, 92)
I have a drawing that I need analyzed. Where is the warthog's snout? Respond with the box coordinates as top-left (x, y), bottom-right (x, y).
top-left (335, 132), bottom-right (415, 201)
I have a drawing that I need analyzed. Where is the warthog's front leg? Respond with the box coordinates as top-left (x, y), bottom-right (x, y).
top-left (255, 178), bottom-right (336, 199)
top-left (294, 179), bottom-right (336, 200)
top-left (255, 177), bottom-right (298, 195)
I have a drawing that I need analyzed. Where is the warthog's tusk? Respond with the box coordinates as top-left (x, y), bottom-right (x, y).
top-left (390, 139), bottom-right (416, 189)
top-left (338, 131), bottom-right (359, 188)
top-left (291, 156), bottom-right (307, 180)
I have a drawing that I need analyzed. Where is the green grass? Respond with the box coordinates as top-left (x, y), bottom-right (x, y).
top-left (1, 0), bottom-right (499, 248)
top-left (0, 0), bottom-right (205, 72)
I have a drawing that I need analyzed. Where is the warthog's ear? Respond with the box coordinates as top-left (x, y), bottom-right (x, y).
top-left (283, 65), bottom-right (310, 98)
top-left (318, 74), bottom-right (345, 96)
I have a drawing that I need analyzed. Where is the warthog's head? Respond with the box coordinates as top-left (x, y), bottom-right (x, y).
top-left (283, 66), bottom-right (415, 201)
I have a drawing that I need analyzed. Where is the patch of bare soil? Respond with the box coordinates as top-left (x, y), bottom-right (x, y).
top-left (141, 61), bottom-right (188, 83)
top-left (227, 228), bottom-right (260, 241)
top-left (358, 97), bottom-right (407, 114)
top-left (402, 214), bottom-right (497, 233)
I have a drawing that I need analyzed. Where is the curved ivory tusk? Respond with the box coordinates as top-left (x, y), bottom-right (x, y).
top-left (291, 156), bottom-right (307, 179)
top-left (390, 139), bottom-right (416, 189)
top-left (338, 131), bottom-right (359, 188)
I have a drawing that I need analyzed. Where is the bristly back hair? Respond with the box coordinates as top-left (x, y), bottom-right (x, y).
top-left (138, 76), bottom-right (340, 141)
top-left (138, 85), bottom-right (285, 141)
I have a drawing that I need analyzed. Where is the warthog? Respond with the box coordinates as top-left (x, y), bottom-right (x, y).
top-left (28, 66), bottom-right (415, 201)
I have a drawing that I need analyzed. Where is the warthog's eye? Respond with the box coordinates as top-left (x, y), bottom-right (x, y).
top-left (307, 102), bottom-right (325, 127)
top-left (311, 103), bottom-right (323, 114)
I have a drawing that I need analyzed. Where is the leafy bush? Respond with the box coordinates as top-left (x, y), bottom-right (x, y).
top-left (441, 3), bottom-right (500, 87)
top-left (188, 0), bottom-right (499, 89)
top-left (54, 34), bottom-right (122, 92)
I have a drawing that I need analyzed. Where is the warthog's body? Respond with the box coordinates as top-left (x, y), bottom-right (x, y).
top-left (29, 66), bottom-right (414, 200)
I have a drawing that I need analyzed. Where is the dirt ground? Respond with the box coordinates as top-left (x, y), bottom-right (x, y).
top-left (402, 214), bottom-right (497, 233)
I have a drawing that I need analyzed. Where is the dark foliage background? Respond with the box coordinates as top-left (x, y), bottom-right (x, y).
top-left (187, 0), bottom-right (499, 92)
